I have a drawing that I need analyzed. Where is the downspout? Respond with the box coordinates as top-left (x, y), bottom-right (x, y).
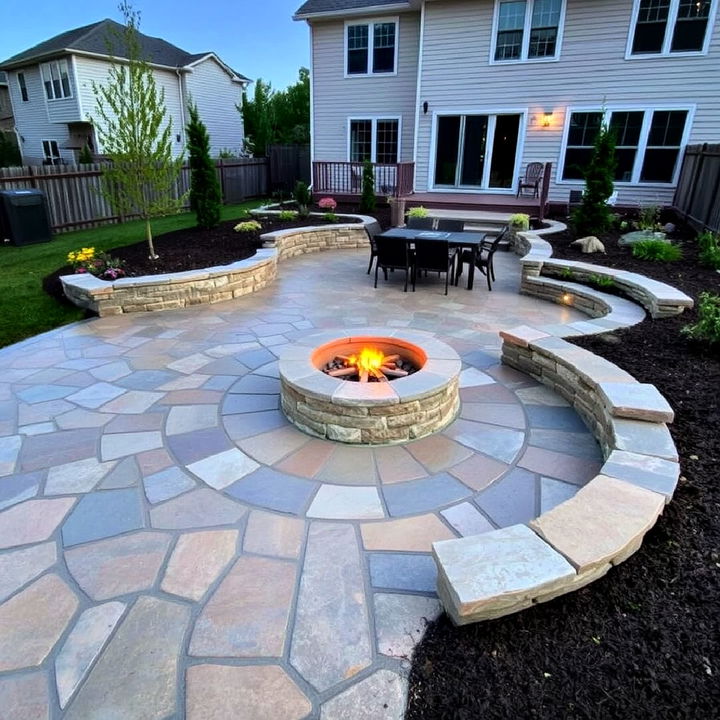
top-left (176, 67), bottom-right (186, 153)
top-left (308, 21), bottom-right (315, 191)
top-left (411, 0), bottom-right (426, 194)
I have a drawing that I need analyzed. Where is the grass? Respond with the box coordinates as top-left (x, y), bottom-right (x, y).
top-left (0, 200), bottom-right (266, 349)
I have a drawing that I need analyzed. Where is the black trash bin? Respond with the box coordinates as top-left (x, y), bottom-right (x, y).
top-left (0, 189), bottom-right (53, 246)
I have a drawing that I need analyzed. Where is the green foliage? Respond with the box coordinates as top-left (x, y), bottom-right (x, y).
top-left (78, 144), bottom-right (93, 164)
top-left (278, 210), bottom-right (298, 221)
top-left (216, 148), bottom-right (237, 159)
top-left (698, 231), bottom-right (720, 270)
top-left (241, 68), bottom-right (310, 156)
top-left (293, 181), bottom-right (311, 217)
top-left (186, 103), bottom-right (222, 229)
top-left (323, 212), bottom-right (338, 223)
top-left (233, 220), bottom-right (262, 233)
top-left (90, 2), bottom-right (185, 258)
top-left (560, 267), bottom-right (574, 280)
top-left (360, 161), bottom-right (376, 213)
top-left (637, 205), bottom-right (661, 233)
top-left (682, 292), bottom-right (720, 345)
top-left (571, 121), bottom-right (617, 236)
top-left (589, 273), bottom-right (615, 289)
top-left (0, 132), bottom-right (21, 168)
top-left (631, 239), bottom-right (682, 262)
top-left (406, 206), bottom-right (429, 218)
top-left (509, 213), bottom-right (530, 230)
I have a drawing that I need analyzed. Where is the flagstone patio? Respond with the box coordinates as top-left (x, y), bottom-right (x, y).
top-left (0, 248), bottom-right (608, 718)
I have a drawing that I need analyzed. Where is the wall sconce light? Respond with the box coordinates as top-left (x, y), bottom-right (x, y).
top-left (20, 135), bottom-right (25, 143)
top-left (423, 101), bottom-right (429, 115)
top-left (542, 111), bottom-right (552, 128)
top-left (176, 134), bottom-right (182, 143)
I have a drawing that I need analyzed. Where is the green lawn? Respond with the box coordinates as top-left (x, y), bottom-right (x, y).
top-left (0, 201), bottom-right (266, 349)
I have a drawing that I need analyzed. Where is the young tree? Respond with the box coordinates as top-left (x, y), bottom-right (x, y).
top-left (186, 103), bottom-right (222, 228)
top-left (572, 121), bottom-right (617, 236)
top-left (241, 79), bottom-right (275, 157)
top-left (0, 132), bottom-right (21, 168)
top-left (91, 1), bottom-right (184, 259)
top-left (360, 160), bottom-right (376, 213)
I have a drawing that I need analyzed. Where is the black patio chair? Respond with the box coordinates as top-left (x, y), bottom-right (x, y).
top-left (436, 218), bottom-right (465, 232)
top-left (455, 226), bottom-right (509, 291)
top-left (374, 235), bottom-right (412, 292)
top-left (406, 217), bottom-right (435, 230)
top-left (412, 239), bottom-right (458, 295)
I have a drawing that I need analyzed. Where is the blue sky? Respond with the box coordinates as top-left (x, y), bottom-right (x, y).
top-left (0, 0), bottom-right (310, 90)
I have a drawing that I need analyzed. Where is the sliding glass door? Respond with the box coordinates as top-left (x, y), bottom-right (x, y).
top-left (433, 113), bottom-right (521, 190)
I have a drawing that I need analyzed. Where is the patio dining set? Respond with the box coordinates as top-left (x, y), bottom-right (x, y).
top-left (369, 218), bottom-right (509, 295)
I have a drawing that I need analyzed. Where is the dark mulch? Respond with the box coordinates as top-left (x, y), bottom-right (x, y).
top-left (406, 218), bottom-right (720, 720)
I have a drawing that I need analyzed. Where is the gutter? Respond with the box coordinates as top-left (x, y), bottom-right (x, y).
top-left (176, 67), bottom-right (186, 150)
top-left (293, 3), bottom-right (411, 21)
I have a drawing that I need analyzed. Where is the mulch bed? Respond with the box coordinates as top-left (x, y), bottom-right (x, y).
top-left (405, 219), bottom-right (719, 720)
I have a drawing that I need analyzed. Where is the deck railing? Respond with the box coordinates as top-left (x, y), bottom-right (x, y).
top-left (312, 161), bottom-right (414, 198)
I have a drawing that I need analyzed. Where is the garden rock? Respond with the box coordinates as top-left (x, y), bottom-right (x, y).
top-left (619, 231), bottom-right (668, 247)
top-left (570, 236), bottom-right (606, 254)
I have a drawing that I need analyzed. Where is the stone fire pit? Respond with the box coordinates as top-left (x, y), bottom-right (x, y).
top-left (278, 329), bottom-right (461, 444)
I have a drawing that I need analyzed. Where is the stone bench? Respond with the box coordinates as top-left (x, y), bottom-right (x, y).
top-left (432, 324), bottom-right (679, 625)
top-left (60, 215), bottom-right (374, 316)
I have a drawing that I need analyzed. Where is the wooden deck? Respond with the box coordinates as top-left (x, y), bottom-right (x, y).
top-left (400, 191), bottom-right (543, 218)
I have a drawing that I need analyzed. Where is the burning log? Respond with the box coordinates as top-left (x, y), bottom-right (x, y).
top-left (380, 366), bottom-right (408, 378)
top-left (327, 367), bottom-right (358, 378)
top-left (321, 346), bottom-right (418, 382)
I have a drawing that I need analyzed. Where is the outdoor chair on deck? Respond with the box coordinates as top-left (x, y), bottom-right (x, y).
top-left (517, 162), bottom-right (544, 198)
top-left (374, 236), bottom-right (413, 292)
top-left (412, 239), bottom-right (458, 295)
top-left (455, 226), bottom-right (509, 291)
top-left (436, 219), bottom-right (465, 232)
top-left (406, 217), bottom-right (436, 230)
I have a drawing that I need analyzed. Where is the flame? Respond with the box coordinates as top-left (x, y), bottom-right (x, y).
top-left (348, 347), bottom-right (385, 375)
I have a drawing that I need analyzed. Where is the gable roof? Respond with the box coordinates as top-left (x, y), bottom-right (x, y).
top-left (0, 19), bottom-right (249, 81)
top-left (294, 0), bottom-right (411, 19)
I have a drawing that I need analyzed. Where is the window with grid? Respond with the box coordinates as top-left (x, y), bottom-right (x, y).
top-left (350, 120), bottom-right (372, 162)
top-left (17, 72), bottom-right (28, 102)
top-left (562, 109), bottom-right (689, 183)
top-left (40, 60), bottom-right (71, 100)
top-left (347, 20), bottom-right (397, 75)
top-left (42, 139), bottom-right (61, 164)
top-left (494, 0), bottom-right (563, 61)
top-left (349, 119), bottom-right (399, 163)
top-left (376, 120), bottom-right (399, 163)
top-left (631, 0), bottom-right (714, 54)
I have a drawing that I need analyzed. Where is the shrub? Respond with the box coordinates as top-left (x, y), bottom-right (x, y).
top-left (234, 220), bottom-right (262, 233)
top-left (278, 210), bottom-right (298, 221)
top-left (509, 213), bottom-right (530, 230)
top-left (293, 181), bottom-right (312, 218)
top-left (682, 292), bottom-right (720, 345)
top-left (637, 205), bottom-right (661, 233)
top-left (631, 239), bottom-right (682, 262)
top-left (560, 267), bottom-right (574, 280)
top-left (186, 103), bottom-right (222, 229)
top-left (589, 273), bottom-right (615, 289)
top-left (698, 231), bottom-right (720, 270)
top-left (571, 121), bottom-right (617, 236)
top-left (323, 212), bottom-right (338, 223)
top-left (406, 206), bottom-right (429, 218)
top-left (78, 144), bottom-right (93, 164)
top-left (360, 160), bottom-right (376, 213)
top-left (318, 197), bottom-right (337, 211)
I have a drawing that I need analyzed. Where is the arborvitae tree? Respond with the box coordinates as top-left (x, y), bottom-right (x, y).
top-left (572, 121), bottom-right (617, 236)
top-left (0, 132), bottom-right (21, 168)
top-left (360, 160), bottom-right (376, 213)
top-left (91, 1), bottom-right (184, 259)
top-left (78, 144), bottom-right (93, 164)
top-left (186, 103), bottom-right (222, 229)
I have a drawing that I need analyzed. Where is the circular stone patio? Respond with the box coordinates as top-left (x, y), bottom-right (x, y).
top-left (0, 248), bottom-right (595, 718)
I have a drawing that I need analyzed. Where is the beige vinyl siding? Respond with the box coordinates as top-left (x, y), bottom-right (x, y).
top-left (75, 55), bottom-right (186, 158)
top-left (311, 14), bottom-right (420, 162)
top-left (184, 58), bottom-right (245, 156)
top-left (416, 0), bottom-right (720, 204)
top-left (6, 67), bottom-right (74, 165)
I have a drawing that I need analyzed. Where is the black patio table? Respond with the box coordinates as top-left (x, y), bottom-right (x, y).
top-left (374, 227), bottom-right (487, 290)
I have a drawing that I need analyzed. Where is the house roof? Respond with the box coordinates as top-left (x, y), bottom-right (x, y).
top-left (0, 19), bottom-right (249, 81)
top-left (294, 0), bottom-right (411, 19)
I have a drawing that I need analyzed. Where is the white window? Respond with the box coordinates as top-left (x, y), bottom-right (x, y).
top-left (345, 19), bottom-right (398, 76)
top-left (40, 59), bottom-right (72, 100)
top-left (17, 72), bottom-right (29, 102)
top-left (348, 118), bottom-right (399, 163)
top-left (561, 108), bottom-right (690, 184)
top-left (492, 0), bottom-right (565, 62)
top-left (629, 0), bottom-right (716, 55)
top-left (42, 140), bottom-right (62, 165)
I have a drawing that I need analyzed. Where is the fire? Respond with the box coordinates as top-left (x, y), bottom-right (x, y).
top-left (348, 347), bottom-right (385, 375)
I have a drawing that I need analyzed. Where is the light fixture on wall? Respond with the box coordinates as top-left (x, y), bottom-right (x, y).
top-left (176, 134), bottom-right (182, 143)
top-left (542, 111), bottom-right (553, 128)
top-left (423, 101), bottom-right (429, 115)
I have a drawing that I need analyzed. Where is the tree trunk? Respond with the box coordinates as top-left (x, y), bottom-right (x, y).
top-left (145, 219), bottom-right (158, 259)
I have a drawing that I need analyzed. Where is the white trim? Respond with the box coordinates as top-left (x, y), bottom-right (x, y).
top-left (309, 23), bottom-right (315, 177)
top-left (184, 53), bottom-right (249, 84)
top-left (294, 4), bottom-right (410, 21)
top-left (343, 16), bottom-right (399, 78)
top-left (489, 0), bottom-right (567, 65)
top-left (427, 108), bottom-right (527, 193)
top-left (412, 0), bottom-right (425, 181)
top-left (556, 104), bottom-right (697, 187)
top-left (40, 58), bottom-right (73, 101)
top-left (71, 56), bottom-right (83, 121)
top-left (625, 0), bottom-right (718, 59)
top-left (41, 138), bottom-right (61, 163)
top-left (346, 115), bottom-right (402, 163)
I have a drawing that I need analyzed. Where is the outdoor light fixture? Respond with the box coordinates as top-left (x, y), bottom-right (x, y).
top-left (423, 101), bottom-right (429, 115)
top-left (542, 111), bottom-right (552, 128)
top-left (562, 293), bottom-right (573, 304)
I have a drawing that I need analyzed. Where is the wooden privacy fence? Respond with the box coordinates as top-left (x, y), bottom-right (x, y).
top-left (672, 143), bottom-right (720, 233)
top-left (0, 158), bottom-right (269, 232)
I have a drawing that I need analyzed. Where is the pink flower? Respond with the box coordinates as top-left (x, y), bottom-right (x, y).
top-left (75, 268), bottom-right (87, 273)
top-left (318, 197), bottom-right (337, 211)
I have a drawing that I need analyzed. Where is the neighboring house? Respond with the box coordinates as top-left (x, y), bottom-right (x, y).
top-left (0, 20), bottom-right (250, 165)
top-left (0, 71), bottom-right (15, 131)
top-left (294, 0), bottom-right (720, 208)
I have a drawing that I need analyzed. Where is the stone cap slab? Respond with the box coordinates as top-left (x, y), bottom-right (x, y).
top-left (609, 417), bottom-right (678, 460)
top-left (529, 474), bottom-right (665, 573)
top-left (499, 325), bottom-right (550, 348)
top-left (432, 524), bottom-right (575, 625)
top-left (598, 381), bottom-right (674, 423)
top-left (600, 449), bottom-right (679, 502)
